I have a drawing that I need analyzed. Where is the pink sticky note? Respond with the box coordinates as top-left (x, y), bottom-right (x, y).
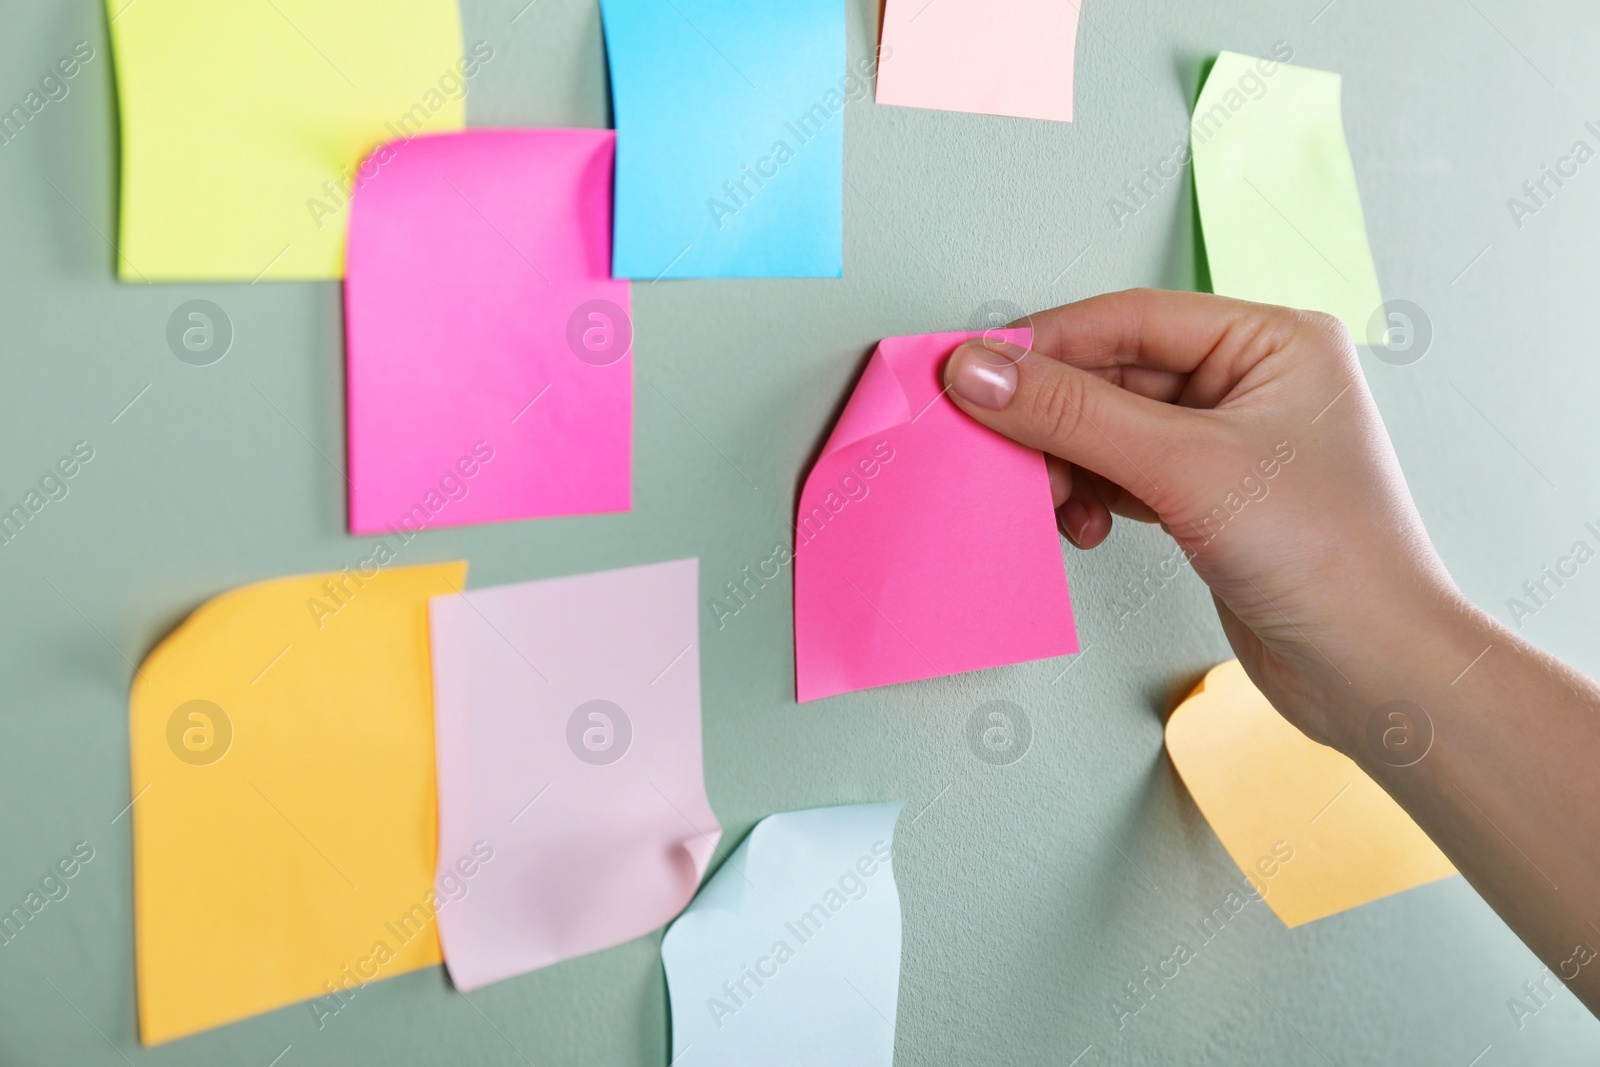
top-left (875, 0), bottom-right (1080, 123)
top-left (794, 330), bottom-right (1077, 702)
top-left (345, 129), bottom-right (631, 535)
top-left (427, 558), bottom-right (720, 991)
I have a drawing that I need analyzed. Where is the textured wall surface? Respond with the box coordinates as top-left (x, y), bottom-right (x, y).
top-left (2, 0), bottom-right (1598, 1063)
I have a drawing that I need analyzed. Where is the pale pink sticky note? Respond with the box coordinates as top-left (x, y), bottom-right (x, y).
top-left (345, 129), bottom-right (631, 535)
top-left (875, 0), bottom-right (1080, 123)
top-left (428, 558), bottom-right (720, 991)
top-left (794, 330), bottom-right (1077, 702)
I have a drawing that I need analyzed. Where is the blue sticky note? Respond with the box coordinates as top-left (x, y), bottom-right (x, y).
top-left (662, 803), bottom-right (903, 1064)
top-left (599, 0), bottom-right (846, 279)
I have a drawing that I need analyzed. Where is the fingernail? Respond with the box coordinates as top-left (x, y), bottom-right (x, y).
top-left (1061, 499), bottom-right (1090, 545)
top-left (947, 342), bottom-right (1018, 411)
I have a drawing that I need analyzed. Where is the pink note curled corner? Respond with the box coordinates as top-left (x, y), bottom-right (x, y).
top-left (428, 558), bottom-right (719, 990)
top-left (345, 128), bottom-right (631, 535)
top-left (793, 330), bottom-right (1078, 702)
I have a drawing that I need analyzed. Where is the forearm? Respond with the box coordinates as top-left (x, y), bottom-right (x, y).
top-left (940, 290), bottom-right (1600, 1014)
top-left (1331, 598), bottom-right (1600, 1008)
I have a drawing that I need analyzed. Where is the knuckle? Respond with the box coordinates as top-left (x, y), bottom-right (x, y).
top-left (1028, 369), bottom-right (1091, 447)
top-left (1294, 309), bottom-right (1353, 349)
top-left (1290, 308), bottom-right (1364, 379)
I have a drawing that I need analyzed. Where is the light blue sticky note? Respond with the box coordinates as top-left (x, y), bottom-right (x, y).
top-left (599, 0), bottom-right (846, 279)
top-left (662, 802), bottom-right (903, 1065)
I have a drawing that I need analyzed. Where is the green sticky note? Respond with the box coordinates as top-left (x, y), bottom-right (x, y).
top-left (1192, 52), bottom-right (1383, 336)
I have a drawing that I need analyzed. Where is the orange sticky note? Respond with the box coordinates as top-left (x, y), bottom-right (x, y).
top-left (1165, 660), bottom-right (1455, 927)
top-left (129, 561), bottom-right (465, 1043)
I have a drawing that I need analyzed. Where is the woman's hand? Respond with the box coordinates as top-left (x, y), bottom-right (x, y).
top-left (944, 288), bottom-right (1467, 751)
top-left (945, 288), bottom-right (1600, 1021)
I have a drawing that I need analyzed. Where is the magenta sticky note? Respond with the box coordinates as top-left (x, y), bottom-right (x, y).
top-left (875, 0), bottom-right (1080, 123)
top-left (344, 129), bottom-right (631, 535)
top-left (793, 330), bottom-right (1078, 702)
top-left (428, 558), bottom-right (720, 991)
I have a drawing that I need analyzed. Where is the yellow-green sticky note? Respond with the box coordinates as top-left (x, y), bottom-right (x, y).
top-left (106, 0), bottom-right (467, 281)
top-left (1191, 52), bottom-right (1383, 334)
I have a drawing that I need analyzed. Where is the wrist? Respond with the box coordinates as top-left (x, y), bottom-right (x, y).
top-left (1322, 587), bottom-right (1507, 770)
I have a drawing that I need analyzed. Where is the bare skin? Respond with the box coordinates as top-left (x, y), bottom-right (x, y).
top-left (943, 288), bottom-right (1600, 1016)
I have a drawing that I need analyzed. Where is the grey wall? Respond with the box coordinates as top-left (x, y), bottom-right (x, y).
top-left (2, 0), bottom-right (1598, 1063)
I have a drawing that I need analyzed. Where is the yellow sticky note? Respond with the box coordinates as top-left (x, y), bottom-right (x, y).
top-left (130, 561), bottom-right (466, 1044)
top-left (105, 0), bottom-right (466, 281)
top-left (1191, 52), bottom-right (1383, 335)
top-left (1164, 660), bottom-right (1455, 927)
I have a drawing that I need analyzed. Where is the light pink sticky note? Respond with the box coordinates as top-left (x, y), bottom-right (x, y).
top-left (875, 0), bottom-right (1080, 123)
top-left (794, 330), bottom-right (1077, 702)
top-left (428, 558), bottom-right (720, 991)
top-left (345, 129), bottom-right (631, 535)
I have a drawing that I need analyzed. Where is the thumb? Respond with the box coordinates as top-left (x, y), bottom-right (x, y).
top-left (944, 339), bottom-right (1202, 513)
